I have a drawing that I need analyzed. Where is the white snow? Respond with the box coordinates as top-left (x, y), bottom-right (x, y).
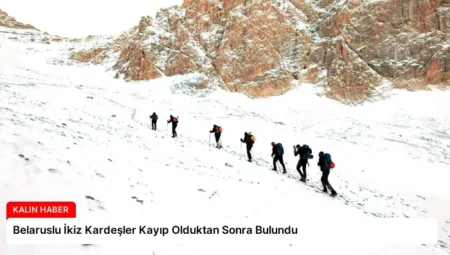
top-left (1, 27), bottom-right (450, 255)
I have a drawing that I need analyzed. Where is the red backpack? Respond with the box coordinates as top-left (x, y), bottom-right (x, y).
top-left (216, 126), bottom-right (223, 133)
top-left (172, 117), bottom-right (178, 123)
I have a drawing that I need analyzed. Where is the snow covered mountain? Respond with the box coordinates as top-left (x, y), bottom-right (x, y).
top-left (67, 0), bottom-right (450, 103)
top-left (1, 8), bottom-right (450, 255)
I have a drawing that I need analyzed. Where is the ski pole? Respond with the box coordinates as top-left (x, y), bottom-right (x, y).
top-left (209, 133), bottom-right (211, 146)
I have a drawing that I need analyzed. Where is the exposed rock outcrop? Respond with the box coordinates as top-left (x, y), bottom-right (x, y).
top-left (69, 0), bottom-right (450, 103)
top-left (0, 9), bottom-right (36, 30)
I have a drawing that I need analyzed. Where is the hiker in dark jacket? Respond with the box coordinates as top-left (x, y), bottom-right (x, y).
top-left (167, 115), bottom-right (178, 138)
top-left (240, 132), bottom-right (254, 162)
top-left (271, 142), bottom-right (286, 174)
top-left (294, 144), bottom-right (312, 182)
top-left (150, 112), bottom-right (158, 130)
top-left (318, 151), bottom-right (337, 196)
top-left (210, 125), bottom-right (223, 149)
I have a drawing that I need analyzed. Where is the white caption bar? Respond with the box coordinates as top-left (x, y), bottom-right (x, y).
top-left (6, 217), bottom-right (438, 245)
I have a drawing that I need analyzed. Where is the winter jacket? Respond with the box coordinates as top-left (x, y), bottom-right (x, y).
top-left (272, 146), bottom-right (282, 157)
top-left (295, 146), bottom-right (311, 161)
top-left (210, 125), bottom-right (220, 134)
top-left (150, 113), bottom-right (158, 121)
top-left (168, 116), bottom-right (178, 125)
top-left (241, 133), bottom-right (254, 146)
top-left (317, 155), bottom-right (328, 171)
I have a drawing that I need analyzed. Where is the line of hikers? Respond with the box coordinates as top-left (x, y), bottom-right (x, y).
top-left (270, 142), bottom-right (337, 197)
top-left (149, 113), bottom-right (337, 197)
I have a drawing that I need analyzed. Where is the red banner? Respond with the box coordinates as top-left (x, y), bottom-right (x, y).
top-left (6, 201), bottom-right (76, 219)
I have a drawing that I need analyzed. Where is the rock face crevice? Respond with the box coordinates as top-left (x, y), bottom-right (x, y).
top-left (69, 0), bottom-right (450, 103)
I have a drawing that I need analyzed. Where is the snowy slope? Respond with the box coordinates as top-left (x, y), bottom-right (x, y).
top-left (1, 28), bottom-right (450, 255)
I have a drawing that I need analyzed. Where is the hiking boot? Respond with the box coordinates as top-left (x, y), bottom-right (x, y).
top-left (331, 191), bottom-right (338, 197)
top-left (248, 159), bottom-right (252, 162)
top-left (271, 168), bottom-right (277, 171)
top-left (283, 171), bottom-right (287, 174)
top-left (322, 188), bottom-right (328, 193)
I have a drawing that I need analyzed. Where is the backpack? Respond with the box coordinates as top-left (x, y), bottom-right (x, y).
top-left (323, 153), bottom-right (334, 169)
top-left (276, 143), bottom-right (284, 156)
top-left (172, 117), bottom-right (178, 123)
top-left (302, 145), bottom-right (312, 160)
top-left (246, 133), bottom-right (255, 143)
top-left (217, 126), bottom-right (223, 133)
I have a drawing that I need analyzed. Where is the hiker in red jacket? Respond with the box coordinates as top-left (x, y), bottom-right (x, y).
top-left (167, 115), bottom-right (178, 138)
top-left (210, 125), bottom-right (223, 149)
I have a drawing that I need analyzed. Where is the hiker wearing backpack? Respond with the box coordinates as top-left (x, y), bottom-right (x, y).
top-left (240, 132), bottom-right (255, 162)
top-left (294, 144), bottom-right (313, 182)
top-left (210, 125), bottom-right (223, 149)
top-left (271, 142), bottom-right (286, 174)
top-left (150, 112), bottom-right (158, 130)
top-left (167, 115), bottom-right (178, 138)
top-left (318, 151), bottom-right (337, 197)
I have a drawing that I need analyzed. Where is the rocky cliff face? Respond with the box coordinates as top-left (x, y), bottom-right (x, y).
top-left (0, 9), bottom-right (36, 30)
top-left (69, 0), bottom-right (450, 103)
